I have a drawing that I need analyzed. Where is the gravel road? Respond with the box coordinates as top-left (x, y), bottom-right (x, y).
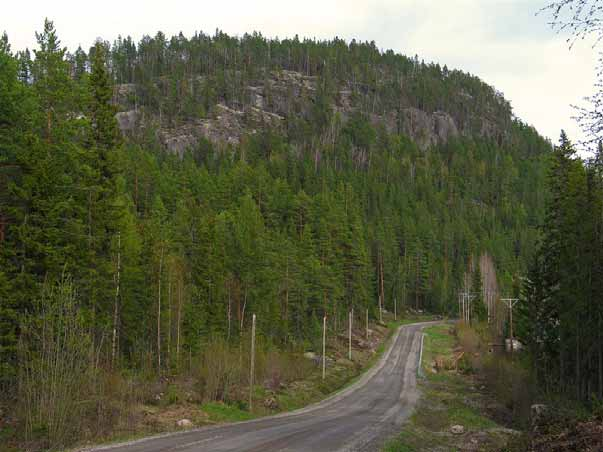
top-left (86, 321), bottom-right (436, 452)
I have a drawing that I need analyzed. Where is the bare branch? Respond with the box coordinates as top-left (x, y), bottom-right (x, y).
top-left (541, 0), bottom-right (603, 47)
top-left (571, 52), bottom-right (603, 148)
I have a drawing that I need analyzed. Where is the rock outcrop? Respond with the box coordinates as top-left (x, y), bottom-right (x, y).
top-left (113, 69), bottom-right (504, 155)
top-left (115, 110), bottom-right (140, 133)
top-left (401, 108), bottom-right (459, 150)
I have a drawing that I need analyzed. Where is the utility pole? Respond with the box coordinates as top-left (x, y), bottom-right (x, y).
top-left (366, 308), bottom-right (369, 340)
top-left (157, 244), bottom-right (164, 375)
top-left (501, 298), bottom-right (519, 356)
top-left (322, 315), bottom-right (327, 380)
top-left (394, 297), bottom-right (397, 321)
top-left (379, 254), bottom-right (385, 324)
top-left (348, 309), bottom-right (352, 361)
top-left (249, 313), bottom-right (256, 410)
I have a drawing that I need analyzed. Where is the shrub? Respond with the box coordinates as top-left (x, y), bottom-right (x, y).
top-left (195, 337), bottom-right (244, 403)
top-left (17, 278), bottom-right (95, 449)
top-left (482, 355), bottom-right (536, 426)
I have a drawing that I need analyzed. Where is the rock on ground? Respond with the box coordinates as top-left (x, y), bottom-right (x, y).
top-left (176, 419), bottom-right (193, 427)
top-left (450, 424), bottom-right (465, 435)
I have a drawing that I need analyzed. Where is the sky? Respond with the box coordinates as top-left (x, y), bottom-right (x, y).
top-left (3, 0), bottom-right (598, 150)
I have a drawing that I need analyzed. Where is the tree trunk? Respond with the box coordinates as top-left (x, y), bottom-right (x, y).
top-left (240, 287), bottom-right (247, 332)
top-left (111, 232), bottom-right (121, 370)
top-left (0, 213), bottom-right (5, 244)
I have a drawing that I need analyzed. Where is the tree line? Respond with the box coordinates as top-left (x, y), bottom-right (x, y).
top-left (519, 133), bottom-right (603, 402)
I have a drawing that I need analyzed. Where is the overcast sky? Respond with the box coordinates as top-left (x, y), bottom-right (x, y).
top-left (3, 0), bottom-right (597, 150)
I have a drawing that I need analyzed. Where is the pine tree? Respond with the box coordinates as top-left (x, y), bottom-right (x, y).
top-left (32, 18), bottom-right (72, 141)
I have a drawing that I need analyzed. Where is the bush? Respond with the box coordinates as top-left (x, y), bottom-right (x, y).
top-left (195, 337), bottom-right (245, 403)
top-left (194, 336), bottom-right (314, 406)
top-left (482, 355), bottom-right (536, 425)
top-left (17, 278), bottom-right (95, 449)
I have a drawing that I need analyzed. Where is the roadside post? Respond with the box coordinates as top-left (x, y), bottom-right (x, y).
top-left (249, 313), bottom-right (256, 410)
top-left (348, 309), bottom-right (352, 361)
top-left (322, 315), bottom-right (327, 380)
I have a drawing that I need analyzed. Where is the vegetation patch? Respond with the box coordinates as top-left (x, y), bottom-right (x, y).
top-left (200, 402), bottom-right (255, 423)
top-left (384, 324), bottom-right (519, 451)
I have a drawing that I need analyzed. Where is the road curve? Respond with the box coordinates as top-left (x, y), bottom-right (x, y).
top-left (86, 322), bottom-right (438, 452)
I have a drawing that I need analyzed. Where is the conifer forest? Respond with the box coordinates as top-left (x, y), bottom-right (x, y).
top-left (1, 12), bottom-right (601, 451)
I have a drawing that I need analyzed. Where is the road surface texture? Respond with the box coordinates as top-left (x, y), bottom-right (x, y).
top-left (86, 321), bottom-right (437, 452)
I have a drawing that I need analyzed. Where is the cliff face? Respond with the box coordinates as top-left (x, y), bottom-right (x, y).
top-left (399, 108), bottom-right (459, 150)
top-left (114, 69), bottom-right (507, 154)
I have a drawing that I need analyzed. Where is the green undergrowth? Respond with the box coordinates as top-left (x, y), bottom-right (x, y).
top-left (201, 401), bottom-right (256, 423)
top-left (224, 318), bottom-right (405, 417)
top-left (203, 314), bottom-right (438, 422)
top-left (384, 324), bottom-right (513, 452)
top-left (54, 315), bottom-right (438, 452)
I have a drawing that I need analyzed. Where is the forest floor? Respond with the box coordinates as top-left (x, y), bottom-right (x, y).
top-left (383, 324), bottom-right (523, 452)
top-left (49, 312), bottom-right (438, 452)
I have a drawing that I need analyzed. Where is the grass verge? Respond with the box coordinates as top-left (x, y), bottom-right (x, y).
top-left (384, 324), bottom-right (519, 452)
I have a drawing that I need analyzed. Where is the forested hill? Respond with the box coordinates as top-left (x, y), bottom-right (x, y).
top-left (111, 29), bottom-right (529, 154)
top-left (0, 21), bottom-right (550, 381)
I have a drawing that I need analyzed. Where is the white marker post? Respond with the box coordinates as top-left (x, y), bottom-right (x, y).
top-left (322, 315), bottom-right (327, 380)
top-left (249, 313), bottom-right (256, 410)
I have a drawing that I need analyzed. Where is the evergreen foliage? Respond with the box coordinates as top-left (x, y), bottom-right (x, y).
top-left (518, 132), bottom-right (603, 402)
top-left (0, 23), bottom-right (551, 388)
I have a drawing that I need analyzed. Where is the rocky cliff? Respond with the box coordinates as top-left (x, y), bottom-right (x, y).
top-left (114, 69), bottom-right (507, 154)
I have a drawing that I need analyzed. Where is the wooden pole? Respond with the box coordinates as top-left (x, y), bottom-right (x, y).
top-left (366, 308), bottom-right (369, 340)
top-left (157, 244), bottom-right (164, 375)
top-left (176, 279), bottom-right (182, 367)
top-left (322, 315), bottom-right (327, 380)
top-left (394, 297), bottom-right (397, 321)
top-left (249, 313), bottom-right (256, 410)
top-left (348, 310), bottom-right (352, 361)
top-left (501, 298), bottom-right (519, 356)
top-left (379, 255), bottom-right (385, 323)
